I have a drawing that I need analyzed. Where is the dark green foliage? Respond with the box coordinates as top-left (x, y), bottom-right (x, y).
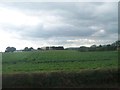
top-left (2, 69), bottom-right (118, 88)
top-left (79, 40), bottom-right (120, 52)
top-left (23, 47), bottom-right (34, 51)
top-left (5, 47), bottom-right (16, 52)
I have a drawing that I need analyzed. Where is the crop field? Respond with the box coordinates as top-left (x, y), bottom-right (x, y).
top-left (2, 50), bottom-right (119, 88)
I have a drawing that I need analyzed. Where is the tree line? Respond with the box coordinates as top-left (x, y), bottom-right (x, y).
top-left (79, 40), bottom-right (120, 52)
top-left (5, 46), bottom-right (64, 52)
top-left (5, 40), bottom-right (120, 52)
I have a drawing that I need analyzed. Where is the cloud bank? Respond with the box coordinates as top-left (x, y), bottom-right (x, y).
top-left (0, 2), bottom-right (118, 51)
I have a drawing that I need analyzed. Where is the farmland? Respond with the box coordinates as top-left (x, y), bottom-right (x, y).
top-left (2, 50), bottom-right (119, 88)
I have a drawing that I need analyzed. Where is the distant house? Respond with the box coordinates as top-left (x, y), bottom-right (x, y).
top-left (41, 47), bottom-right (49, 50)
top-left (14, 50), bottom-right (23, 52)
top-left (50, 46), bottom-right (64, 50)
top-left (41, 46), bottom-right (64, 50)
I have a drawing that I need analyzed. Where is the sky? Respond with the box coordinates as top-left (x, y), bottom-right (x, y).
top-left (0, 1), bottom-right (118, 51)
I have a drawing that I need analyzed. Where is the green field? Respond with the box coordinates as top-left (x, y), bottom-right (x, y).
top-left (3, 50), bottom-right (118, 73)
top-left (2, 50), bottom-right (119, 88)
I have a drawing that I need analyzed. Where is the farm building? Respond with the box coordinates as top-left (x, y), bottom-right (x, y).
top-left (14, 50), bottom-right (23, 52)
top-left (41, 46), bottom-right (64, 50)
top-left (41, 47), bottom-right (49, 50)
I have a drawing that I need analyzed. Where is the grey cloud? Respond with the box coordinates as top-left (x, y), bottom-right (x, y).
top-left (0, 2), bottom-right (118, 47)
top-left (11, 23), bottom-right (96, 39)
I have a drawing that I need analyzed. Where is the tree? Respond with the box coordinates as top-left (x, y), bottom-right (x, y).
top-left (29, 47), bottom-right (34, 51)
top-left (23, 47), bottom-right (34, 51)
top-left (23, 47), bottom-right (29, 51)
top-left (5, 47), bottom-right (16, 52)
top-left (89, 45), bottom-right (97, 51)
top-left (37, 48), bottom-right (42, 50)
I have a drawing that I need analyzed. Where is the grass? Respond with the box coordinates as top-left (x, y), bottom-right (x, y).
top-left (2, 50), bottom-right (118, 73)
top-left (2, 50), bottom-right (119, 88)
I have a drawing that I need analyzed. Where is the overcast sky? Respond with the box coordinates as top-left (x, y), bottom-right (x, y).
top-left (0, 2), bottom-right (118, 51)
